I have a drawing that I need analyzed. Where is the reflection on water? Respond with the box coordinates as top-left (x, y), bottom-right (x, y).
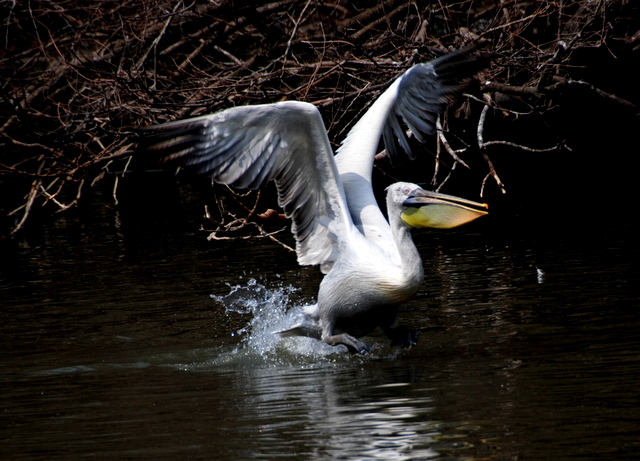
top-left (216, 366), bottom-right (446, 461)
top-left (1, 185), bottom-right (639, 460)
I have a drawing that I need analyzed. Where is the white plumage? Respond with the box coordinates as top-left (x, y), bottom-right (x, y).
top-left (141, 47), bottom-right (488, 353)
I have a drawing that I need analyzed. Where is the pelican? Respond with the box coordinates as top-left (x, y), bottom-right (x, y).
top-left (140, 47), bottom-right (488, 354)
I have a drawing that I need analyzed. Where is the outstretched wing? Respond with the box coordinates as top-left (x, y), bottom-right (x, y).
top-left (383, 46), bottom-right (486, 162)
top-left (139, 101), bottom-right (353, 271)
top-left (334, 46), bottom-right (486, 244)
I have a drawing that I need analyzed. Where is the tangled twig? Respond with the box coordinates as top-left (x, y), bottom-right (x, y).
top-left (1, 0), bottom-right (637, 238)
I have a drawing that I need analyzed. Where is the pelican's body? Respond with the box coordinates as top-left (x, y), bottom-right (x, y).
top-left (141, 47), bottom-right (488, 353)
top-left (302, 182), bottom-right (427, 352)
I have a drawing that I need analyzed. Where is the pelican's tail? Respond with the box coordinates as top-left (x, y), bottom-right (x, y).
top-left (302, 303), bottom-right (319, 317)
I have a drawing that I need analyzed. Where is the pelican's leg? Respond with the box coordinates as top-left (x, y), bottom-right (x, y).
top-left (384, 324), bottom-right (419, 348)
top-left (321, 322), bottom-right (370, 355)
top-left (323, 333), bottom-right (371, 354)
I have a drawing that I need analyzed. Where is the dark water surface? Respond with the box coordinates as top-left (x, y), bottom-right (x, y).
top-left (1, 183), bottom-right (639, 460)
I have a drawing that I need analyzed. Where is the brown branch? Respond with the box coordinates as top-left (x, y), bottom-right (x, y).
top-left (548, 77), bottom-right (639, 113)
top-left (436, 118), bottom-right (470, 169)
top-left (482, 140), bottom-right (565, 153)
top-left (2, 0), bottom-right (638, 237)
top-left (7, 180), bottom-right (41, 236)
top-left (485, 78), bottom-right (639, 113)
top-left (477, 103), bottom-right (506, 196)
top-left (40, 178), bottom-right (84, 211)
top-left (483, 81), bottom-right (542, 97)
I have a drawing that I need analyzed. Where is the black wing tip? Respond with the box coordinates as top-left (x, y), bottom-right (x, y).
top-left (384, 44), bottom-right (491, 165)
top-left (428, 43), bottom-right (491, 80)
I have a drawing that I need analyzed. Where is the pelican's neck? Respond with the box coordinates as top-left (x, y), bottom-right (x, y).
top-left (387, 197), bottom-right (424, 284)
top-left (334, 78), bottom-right (402, 240)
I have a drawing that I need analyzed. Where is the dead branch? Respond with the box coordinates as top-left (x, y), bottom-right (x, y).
top-left (436, 118), bottom-right (470, 169)
top-left (1, 0), bottom-right (638, 237)
top-left (477, 103), bottom-right (506, 196)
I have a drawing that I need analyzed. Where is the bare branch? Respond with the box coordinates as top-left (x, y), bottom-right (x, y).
top-left (2, 0), bottom-right (637, 236)
top-left (436, 118), bottom-right (470, 169)
top-left (477, 103), bottom-right (506, 195)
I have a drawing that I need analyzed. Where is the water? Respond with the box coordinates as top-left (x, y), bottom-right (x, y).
top-left (1, 182), bottom-right (639, 460)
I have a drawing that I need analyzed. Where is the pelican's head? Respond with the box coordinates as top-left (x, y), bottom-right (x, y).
top-left (389, 182), bottom-right (489, 229)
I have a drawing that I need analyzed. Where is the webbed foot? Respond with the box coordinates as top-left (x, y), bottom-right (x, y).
top-left (324, 333), bottom-right (370, 355)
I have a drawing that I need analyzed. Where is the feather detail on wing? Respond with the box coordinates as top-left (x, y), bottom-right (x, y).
top-left (383, 45), bottom-right (487, 163)
top-left (139, 101), bottom-right (353, 272)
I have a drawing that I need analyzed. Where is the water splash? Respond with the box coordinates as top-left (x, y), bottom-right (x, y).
top-left (211, 278), bottom-right (346, 364)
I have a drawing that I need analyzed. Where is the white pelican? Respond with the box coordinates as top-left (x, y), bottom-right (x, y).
top-left (140, 47), bottom-right (488, 353)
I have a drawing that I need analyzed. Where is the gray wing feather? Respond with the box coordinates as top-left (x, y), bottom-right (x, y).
top-left (383, 46), bottom-right (485, 163)
top-left (140, 101), bottom-right (352, 270)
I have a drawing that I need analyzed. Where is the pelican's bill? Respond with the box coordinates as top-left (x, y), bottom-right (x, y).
top-left (401, 191), bottom-right (488, 229)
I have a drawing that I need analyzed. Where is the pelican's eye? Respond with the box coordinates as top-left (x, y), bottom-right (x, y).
top-left (402, 186), bottom-right (412, 196)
